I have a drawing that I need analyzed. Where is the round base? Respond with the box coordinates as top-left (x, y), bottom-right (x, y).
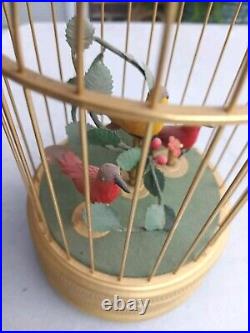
top-left (27, 198), bottom-right (229, 321)
top-left (72, 202), bottom-right (110, 239)
top-left (121, 183), bottom-right (149, 200)
top-left (157, 155), bottom-right (189, 178)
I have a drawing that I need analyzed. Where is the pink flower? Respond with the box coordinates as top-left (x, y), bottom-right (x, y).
top-left (153, 154), bottom-right (168, 165)
top-left (168, 136), bottom-right (183, 157)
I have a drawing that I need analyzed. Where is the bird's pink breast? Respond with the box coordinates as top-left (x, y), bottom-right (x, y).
top-left (91, 179), bottom-right (121, 204)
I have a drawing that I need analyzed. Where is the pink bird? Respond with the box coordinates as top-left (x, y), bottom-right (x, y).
top-left (158, 126), bottom-right (201, 150)
top-left (45, 145), bottom-right (129, 204)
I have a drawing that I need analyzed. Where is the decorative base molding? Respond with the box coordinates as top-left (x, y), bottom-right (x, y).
top-left (27, 195), bottom-right (229, 321)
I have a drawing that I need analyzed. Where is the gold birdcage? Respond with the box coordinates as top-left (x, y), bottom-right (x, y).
top-left (2, 2), bottom-right (248, 321)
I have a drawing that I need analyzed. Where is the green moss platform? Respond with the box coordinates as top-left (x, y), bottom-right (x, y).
top-left (39, 147), bottom-right (220, 277)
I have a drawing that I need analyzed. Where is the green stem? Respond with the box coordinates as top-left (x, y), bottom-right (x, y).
top-left (149, 157), bottom-right (164, 205)
top-left (71, 49), bottom-right (77, 73)
top-left (93, 36), bottom-right (154, 89)
top-left (89, 112), bottom-right (105, 128)
top-left (70, 50), bottom-right (104, 127)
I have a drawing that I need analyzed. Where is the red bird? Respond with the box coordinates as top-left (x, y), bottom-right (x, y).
top-left (45, 146), bottom-right (130, 204)
top-left (158, 126), bottom-right (201, 150)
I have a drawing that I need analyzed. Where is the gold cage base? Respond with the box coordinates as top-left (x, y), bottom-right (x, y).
top-left (27, 195), bottom-right (229, 321)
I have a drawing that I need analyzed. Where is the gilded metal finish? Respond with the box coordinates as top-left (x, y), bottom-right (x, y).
top-left (27, 163), bottom-right (229, 321)
top-left (180, 2), bottom-right (213, 104)
top-left (195, 190), bottom-right (248, 261)
top-left (141, 2), bottom-right (158, 100)
top-left (26, 2), bottom-right (56, 144)
top-left (148, 127), bottom-right (224, 280)
top-left (121, 2), bottom-right (132, 97)
top-left (220, 143), bottom-right (248, 188)
top-left (3, 77), bottom-right (35, 172)
top-left (76, 3), bottom-right (95, 273)
top-left (164, 2), bottom-right (185, 87)
top-left (50, 2), bottom-right (68, 124)
top-left (23, 88), bottom-right (71, 259)
top-left (224, 49), bottom-right (248, 106)
top-left (212, 125), bottom-right (238, 171)
top-left (9, 3), bottom-right (24, 71)
top-left (202, 2), bottom-right (242, 105)
top-left (2, 96), bottom-right (50, 239)
top-left (3, 56), bottom-right (247, 125)
top-left (174, 161), bottom-right (247, 272)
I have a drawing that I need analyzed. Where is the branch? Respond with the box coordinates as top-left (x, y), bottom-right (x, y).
top-left (93, 36), bottom-right (154, 89)
top-left (149, 157), bottom-right (164, 205)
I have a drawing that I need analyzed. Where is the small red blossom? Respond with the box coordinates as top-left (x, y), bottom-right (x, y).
top-left (153, 154), bottom-right (168, 165)
top-left (150, 137), bottom-right (162, 150)
top-left (168, 136), bottom-right (183, 158)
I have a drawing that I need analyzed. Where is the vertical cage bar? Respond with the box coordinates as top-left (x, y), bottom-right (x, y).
top-left (195, 190), bottom-right (248, 261)
top-left (202, 2), bottom-right (242, 105)
top-left (164, 2), bottom-right (185, 88)
top-left (210, 48), bottom-right (247, 167)
top-left (100, 2), bottom-right (105, 42)
top-left (3, 77), bottom-right (36, 172)
top-left (3, 2), bottom-right (14, 42)
top-left (180, 2), bottom-right (213, 104)
top-left (2, 95), bottom-right (51, 239)
top-left (2, 114), bottom-right (51, 240)
top-left (100, 2), bottom-right (105, 124)
top-left (26, 3), bottom-right (56, 144)
top-left (226, 54), bottom-right (248, 112)
top-left (50, 2), bottom-right (69, 124)
top-left (224, 49), bottom-right (248, 106)
top-left (75, 3), bottom-right (95, 273)
top-left (9, 2), bottom-right (24, 71)
top-left (141, 2), bottom-right (158, 100)
top-left (150, 3), bottom-right (178, 107)
top-left (202, 127), bottom-right (217, 157)
top-left (121, 2), bottom-right (132, 97)
top-left (174, 161), bottom-right (248, 272)
top-left (204, 47), bottom-right (247, 159)
top-left (3, 113), bottom-right (28, 188)
top-left (220, 143), bottom-right (248, 188)
top-left (23, 88), bottom-right (71, 258)
top-left (148, 127), bottom-right (224, 280)
top-left (119, 3), bottom-right (178, 280)
top-left (212, 125), bottom-right (238, 171)
top-left (118, 122), bottom-right (154, 280)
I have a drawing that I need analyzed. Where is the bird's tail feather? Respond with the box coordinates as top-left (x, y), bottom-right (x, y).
top-left (45, 145), bottom-right (83, 181)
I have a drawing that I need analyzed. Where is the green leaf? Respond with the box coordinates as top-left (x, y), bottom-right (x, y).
top-left (66, 122), bottom-right (121, 157)
top-left (83, 204), bottom-right (121, 232)
top-left (66, 122), bottom-right (80, 153)
top-left (71, 105), bottom-right (77, 122)
top-left (66, 16), bottom-right (95, 51)
top-left (116, 147), bottom-right (141, 171)
top-left (144, 167), bottom-right (165, 197)
top-left (88, 128), bottom-right (120, 146)
top-left (116, 129), bottom-right (134, 146)
top-left (66, 122), bottom-right (94, 155)
top-left (85, 53), bottom-right (113, 95)
top-left (67, 54), bottom-right (113, 95)
top-left (145, 204), bottom-right (165, 231)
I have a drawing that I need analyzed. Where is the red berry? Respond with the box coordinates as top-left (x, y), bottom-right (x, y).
top-left (150, 137), bottom-right (162, 150)
top-left (154, 154), bottom-right (168, 165)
